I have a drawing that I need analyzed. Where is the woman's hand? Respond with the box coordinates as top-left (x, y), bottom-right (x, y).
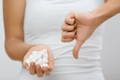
top-left (23, 45), bottom-right (54, 77)
top-left (61, 0), bottom-right (120, 59)
top-left (61, 11), bottom-right (101, 59)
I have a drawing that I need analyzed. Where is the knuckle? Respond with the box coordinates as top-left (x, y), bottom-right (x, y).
top-left (65, 17), bottom-right (68, 23)
top-left (61, 25), bottom-right (65, 30)
top-left (61, 26), bottom-right (64, 31)
top-left (61, 38), bottom-right (65, 42)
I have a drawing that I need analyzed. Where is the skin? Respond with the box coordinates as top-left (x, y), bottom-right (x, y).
top-left (3, 0), bottom-right (120, 77)
top-left (3, 0), bottom-right (54, 77)
top-left (23, 45), bottom-right (54, 76)
top-left (61, 0), bottom-right (120, 59)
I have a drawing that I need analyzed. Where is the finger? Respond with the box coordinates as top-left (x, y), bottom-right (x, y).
top-left (25, 63), bottom-right (30, 70)
top-left (61, 37), bottom-right (74, 42)
top-left (65, 18), bottom-right (75, 25)
top-left (45, 69), bottom-right (50, 75)
top-left (73, 40), bottom-right (83, 59)
top-left (42, 66), bottom-right (50, 75)
top-left (32, 62), bottom-right (36, 74)
top-left (47, 49), bottom-right (54, 72)
top-left (48, 62), bottom-right (54, 73)
top-left (36, 64), bottom-right (44, 77)
top-left (65, 12), bottom-right (75, 25)
top-left (29, 62), bottom-right (36, 75)
top-left (61, 24), bottom-right (75, 32)
top-left (22, 62), bottom-right (28, 69)
top-left (62, 31), bottom-right (75, 39)
top-left (41, 66), bottom-right (49, 75)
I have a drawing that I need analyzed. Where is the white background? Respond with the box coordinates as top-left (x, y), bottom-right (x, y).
top-left (0, 0), bottom-right (120, 80)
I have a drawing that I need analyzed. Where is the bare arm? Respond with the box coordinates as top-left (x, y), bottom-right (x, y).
top-left (3, 1), bottom-right (54, 76)
top-left (91, 0), bottom-right (120, 25)
top-left (61, 0), bottom-right (120, 58)
top-left (3, 0), bottom-right (34, 61)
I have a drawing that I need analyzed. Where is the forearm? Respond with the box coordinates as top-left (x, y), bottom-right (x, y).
top-left (5, 39), bottom-right (34, 61)
top-left (90, 0), bottom-right (120, 25)
top-left (3, 0), bottom-right (31, 61)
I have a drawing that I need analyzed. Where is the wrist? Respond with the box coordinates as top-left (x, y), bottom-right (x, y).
top-left (21, 44), bottom-right (36, 61)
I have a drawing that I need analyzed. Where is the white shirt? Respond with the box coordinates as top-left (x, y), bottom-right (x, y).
top-left (20, 0), bottom-right (105, 80)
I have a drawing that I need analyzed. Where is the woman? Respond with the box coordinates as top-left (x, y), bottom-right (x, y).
top-left (3, 0), bottom-right (120, 80)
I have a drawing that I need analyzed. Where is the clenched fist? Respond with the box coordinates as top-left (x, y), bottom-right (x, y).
top-left (61, 11), bottom-right (101, 59)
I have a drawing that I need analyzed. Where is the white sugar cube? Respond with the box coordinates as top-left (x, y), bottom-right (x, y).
top-left (28, 52), bottom-right (38, 60)
top-left (36, 58), bottom-right (43, 63)
top-left (42, 64), bottom-right (48, 67)
top-left (42, 58), bottom-right (48, 64)
top-left (24, 49), bottom-right (49, 67)
top-left (29, 55), bottom-right (40, 62)
top-left (24, 51), bottom-right (40, 65)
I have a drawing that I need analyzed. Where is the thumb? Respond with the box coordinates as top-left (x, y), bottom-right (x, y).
top-left (73, 40), bottom-right (83, 59)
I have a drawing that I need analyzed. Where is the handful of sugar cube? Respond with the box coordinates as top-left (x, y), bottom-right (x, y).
top-left (24, 49), bottom-right (48, 67)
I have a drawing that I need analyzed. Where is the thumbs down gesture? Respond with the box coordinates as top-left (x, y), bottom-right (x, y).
top-left (61, 11), bottom-right (100, 59)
